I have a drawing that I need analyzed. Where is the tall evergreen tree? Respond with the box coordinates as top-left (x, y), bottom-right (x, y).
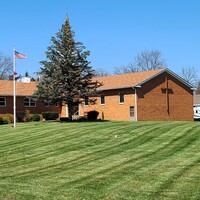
top-left (33, 17), bottom-right (101, 121)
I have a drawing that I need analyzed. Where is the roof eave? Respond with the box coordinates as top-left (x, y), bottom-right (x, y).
top-left (134, 68), bottom-right (195, 90)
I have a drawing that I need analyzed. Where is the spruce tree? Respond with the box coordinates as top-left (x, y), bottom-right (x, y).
top-left (33, 17), bottom-right (101, 121)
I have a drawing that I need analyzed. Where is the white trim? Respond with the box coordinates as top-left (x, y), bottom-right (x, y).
top-left (134, 68), bottom-right (195, 90)
top-left (24, 97), bottom-right (36, 107)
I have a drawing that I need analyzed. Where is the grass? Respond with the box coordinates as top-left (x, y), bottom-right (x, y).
top-left (0, 121), bottom-right (200, 200)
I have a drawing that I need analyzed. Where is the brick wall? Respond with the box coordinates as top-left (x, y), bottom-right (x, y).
top-left (80, 72), bottom-right (193, 121)
top-left (137, 72), bottom-right (193, 121)
top-left (80, 88), bottom-right (135, 121)
top-left (0, 96), bottom-right (61, 115)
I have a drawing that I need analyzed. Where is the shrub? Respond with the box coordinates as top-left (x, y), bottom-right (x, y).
top-left (16, 112), bottom-right (26, 122)
top-left (42, 112), bottom-right (59, 120)
top-left (0, 117), bottom-right (4, 125)
top-left (25, 109), bottom-right (32, 122)
top-left (60, 117), bottom-right (69, 122)
top-left (87, 110), bottom-right (99, 121)
top-left (33, 114), bottom-right (40, 121)
top-left (0, 117), bottom-right (8, 125)
top-left (6, 114), bottom-right (14, 123)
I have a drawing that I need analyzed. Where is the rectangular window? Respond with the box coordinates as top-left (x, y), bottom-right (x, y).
top-left (84, 96), bottom-right (89, 106)
top-left (45, 102), bottom-right (49, 107)
top-left (119, 92), bottom-right (124, 104)
top-left (0, 97), bottom-right (6, 107)
top-left (100, 95), bottom-right (105, 105)
top-left (24, 97), bottom-right (36, 107)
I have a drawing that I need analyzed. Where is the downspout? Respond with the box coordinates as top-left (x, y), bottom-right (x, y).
top-left (135, 88), bottom-right (138, 121)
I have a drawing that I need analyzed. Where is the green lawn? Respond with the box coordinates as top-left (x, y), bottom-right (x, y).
top-left (0, 121), bottom-right (200, 200)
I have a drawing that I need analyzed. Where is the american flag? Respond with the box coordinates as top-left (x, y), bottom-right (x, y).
top-left (14, 51), bottom-right (27, 59)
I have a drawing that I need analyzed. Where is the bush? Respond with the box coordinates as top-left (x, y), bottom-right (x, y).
top-left (0, 114), bottom-right (13, 124)
top-left (16, 112), bottom-right (26, 122)
top-left (33, 114), bottom-right (40, 121)
top-left (25, 109), bottom-right (32, 122)
top-left (87, 110), bottom-right (99, 121)
top-left (0, 117), bottom-right (4, 125)
top-left (60, 117), bottom-right (69, 122)
top-left (0, 117), bottom-right (8, 125)
top-left (6, 114), bottom-right (14, 123)
top-left (42, 112), bottom-right (59, 120)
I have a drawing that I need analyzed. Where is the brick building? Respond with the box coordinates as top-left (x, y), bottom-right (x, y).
top-left (79, 68), bottom-right (194, 121)
top-left (0, 80), bottom-right (60, 117)
top-left (0, 68), bottom-right (194, 121)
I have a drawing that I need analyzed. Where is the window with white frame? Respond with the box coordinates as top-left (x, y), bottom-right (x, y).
top-left (44, 102), bottom-right (49, 107)
top-left (119, 92), bottom-right (124, 104)
top-left (100, 95), bottom-right (105, 105)
top-left (24, 97), bottom-right (36, 107)
top-left (0, 97), bottom-right (6, 107)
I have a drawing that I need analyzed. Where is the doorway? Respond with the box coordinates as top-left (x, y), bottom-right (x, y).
top-left (130, 106), bottom-right (134, 121)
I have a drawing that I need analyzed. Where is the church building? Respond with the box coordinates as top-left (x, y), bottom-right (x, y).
top-left (75, 68), bottom-right (194, 121)
top-left (0, 68), bottom-right (194, 121)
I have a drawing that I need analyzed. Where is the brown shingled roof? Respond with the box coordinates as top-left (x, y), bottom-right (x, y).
top-left (1, 68), bottom-right (192, 95)
top-left (0, 80), bottom-right (37, 96)
top-left (93, 68), bottom-right (165, 90)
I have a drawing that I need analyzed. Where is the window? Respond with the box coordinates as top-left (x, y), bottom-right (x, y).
top-left (24, 97), bottom-right (36, 107)
top-left (84, 96), bottom-right (89, 106)
top-left (0, 97), bottom-right (6, 107)
top-left (100, 95), bottom-right (105, 105)
top-left (44, 102), bottom-right (49, 107)
top-left (119, 92), bottom-right (124, 104)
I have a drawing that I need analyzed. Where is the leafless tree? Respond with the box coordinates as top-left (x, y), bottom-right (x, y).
top-left (113, 50), bottom-right (167, 74)
top-left (0, 51), bottom-right (13, 79)
top-left (196, 81), bottom-right (200, 94)
top-left (135, 50), bottom-right (167, 71)
top-left (181, 66), bottom-right (199, 86)
top-left (94, 67), bottom-right (110, 77)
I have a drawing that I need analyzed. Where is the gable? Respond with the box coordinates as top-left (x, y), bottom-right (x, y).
top-left (94, 68), bottom-right (194, 91)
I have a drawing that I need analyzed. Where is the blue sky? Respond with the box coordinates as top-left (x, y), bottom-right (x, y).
top-left (1, 0), bottom-right (200, 78)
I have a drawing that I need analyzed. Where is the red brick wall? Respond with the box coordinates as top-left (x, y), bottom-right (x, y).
top-left (80, 88), bottom-right (135, 121)
top-left (80, 72), bottom-right (193, 121)
top-left (137, 72), bottom-right (193, 121)
top-left (0, 96), bottom-right (60, 115)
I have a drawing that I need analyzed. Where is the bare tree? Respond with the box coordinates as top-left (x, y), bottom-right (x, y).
top-left (0, 51), bottom-right (13, 79)
top-left (181, 66), bottom-right (198, 86)
top-left (94, 67), bottom-right (110, 77)
top-left (113, 63), bottom-right (139, 74)
top-left (135, 50), bottom-right (167, 71)
top-left (196, 81), bottom-right (200, 94)
top-left (113, 50), bottom-right (167, 74)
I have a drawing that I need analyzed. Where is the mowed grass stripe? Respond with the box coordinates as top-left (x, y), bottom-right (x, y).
top-left (0, 121), bottom-right (200, 200)
top-left (0, 122), bottom-right (174, 174)
top-left (0, 122), bottom-right (197, 178)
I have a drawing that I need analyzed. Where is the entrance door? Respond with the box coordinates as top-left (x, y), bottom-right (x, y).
top-left (130, 106), bottom-right (134, 121)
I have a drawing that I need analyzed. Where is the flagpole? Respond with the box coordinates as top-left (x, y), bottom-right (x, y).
top-left (13, 48), bottom-right (16, 128)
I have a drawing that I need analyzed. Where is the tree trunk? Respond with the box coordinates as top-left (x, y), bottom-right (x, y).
top-left (68, 101), bottom-right (73, 121)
